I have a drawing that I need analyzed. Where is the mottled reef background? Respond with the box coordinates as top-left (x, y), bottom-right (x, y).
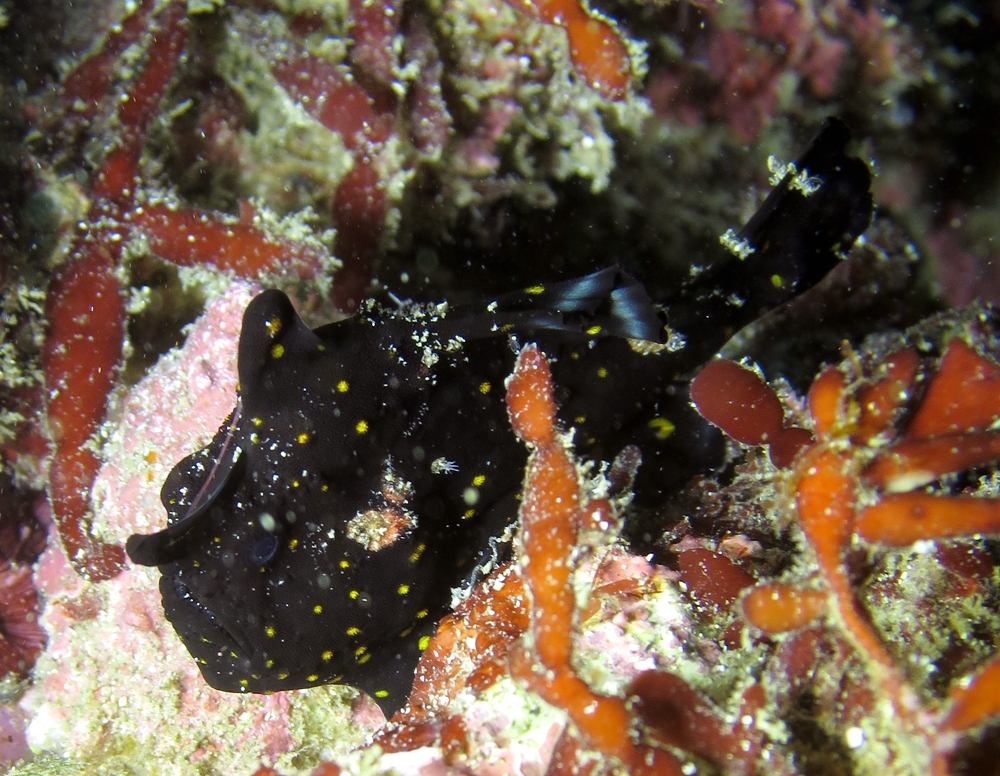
top-left (0, 0), bottom-right (999, 774)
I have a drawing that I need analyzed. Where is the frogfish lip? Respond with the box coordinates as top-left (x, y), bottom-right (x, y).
top-left (160, 570), bottom-right (256, 682)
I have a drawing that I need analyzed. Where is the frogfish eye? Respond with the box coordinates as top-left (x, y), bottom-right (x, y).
top-left (249, 532), bottom-right (280, 565)
top-left (173, 575), bottom-right (192, 600)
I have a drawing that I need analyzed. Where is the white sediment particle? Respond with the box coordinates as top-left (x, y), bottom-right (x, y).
top-left (768, 155), bottom-right (822, 195)
top-left (430, 457), bottom-right (459, 474)
top-left (720, 228), bottom-right (755, 260)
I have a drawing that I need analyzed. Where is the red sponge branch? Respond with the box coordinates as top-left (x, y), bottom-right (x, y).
top-left (132, 204), bottom-right (325, 278)
top-left (499, 0), bottom-right (631, 100)
top-left (43, 240), bottom-right (128, 581)
top-left (506, 343), bottom-right (684, 776)
top-left (691, 331), bottom-right (1000, 773)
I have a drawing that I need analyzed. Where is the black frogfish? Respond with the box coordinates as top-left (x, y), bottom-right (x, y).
top-left (127, 118), bottom-right (873, 716)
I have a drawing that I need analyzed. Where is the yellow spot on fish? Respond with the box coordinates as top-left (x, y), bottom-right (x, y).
top-left (409, 543), bottom-right (426, 562)
top-left (297, 431), bottom-right (310, 444)
top-left (347, 626), bottom-right (360, 636)
top-left (359, 653), bottom-right (371, 664)
top-left (771, 274), bottom-right (786, 288)
top-left (464, 508), bottom-right (475, 519)
top-left (250, 432), bottom-right (259, 444)
top-left (337, 379), bottom-right (349, 392)
top-left (586, 325), bottom-right (601, 336)
top-left (525, 284), bottom-right (545, 295)
top-left (355, 419), bottom-right (369, 434)
top-left (479, 381), bottom-right (491, 394)
top-left (322, 650), bottom-right (333, 661)
top-left (472, 474), bottom-right (486, 487)
top-left (253, 417), bottom-right (263, 427)
top-left (416, 609), bottom-right (428, 619)
top-left (648, 417), bottom-right (676, 440)
top-left (307, 674), bottom-right (318, 682)
top-left (288, 538), bottom-right (299, 550)
top-left (313, 604), bottom-right (323, 614)
top-left (265, 659), bottom-right (274, 668)
top-left (419, 635), bottom-right (430, 650)
top-left (265, 626), bottom-right (276, 637)
top-left (240, 678), bottom-right (248, 688)
top-left (339, 559), bottom-right (350, 569)
top-left (375, 689), bottom-right (389, 698)
top-left (397, 584), bottom-right (410, 595)
top-left (597, 366), bottom-right (608, 378)
top-left (271, 343), bottom-right (285, 359)
top-left (575, 415), bottom-right (586, 424)
top-left (278, 671), bottom-right (289, 680)
top-left (355, 645), bottom-right (368, 657)
top-left (349, 590), bottom-right (360, 600)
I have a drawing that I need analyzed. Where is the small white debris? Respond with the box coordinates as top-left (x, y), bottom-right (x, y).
top-left (430, 457), bottom-right (458, 474)
top-left (720, 228), bottom-right (755, 260)
top-left (846, 726), bottom-right (865, 749)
